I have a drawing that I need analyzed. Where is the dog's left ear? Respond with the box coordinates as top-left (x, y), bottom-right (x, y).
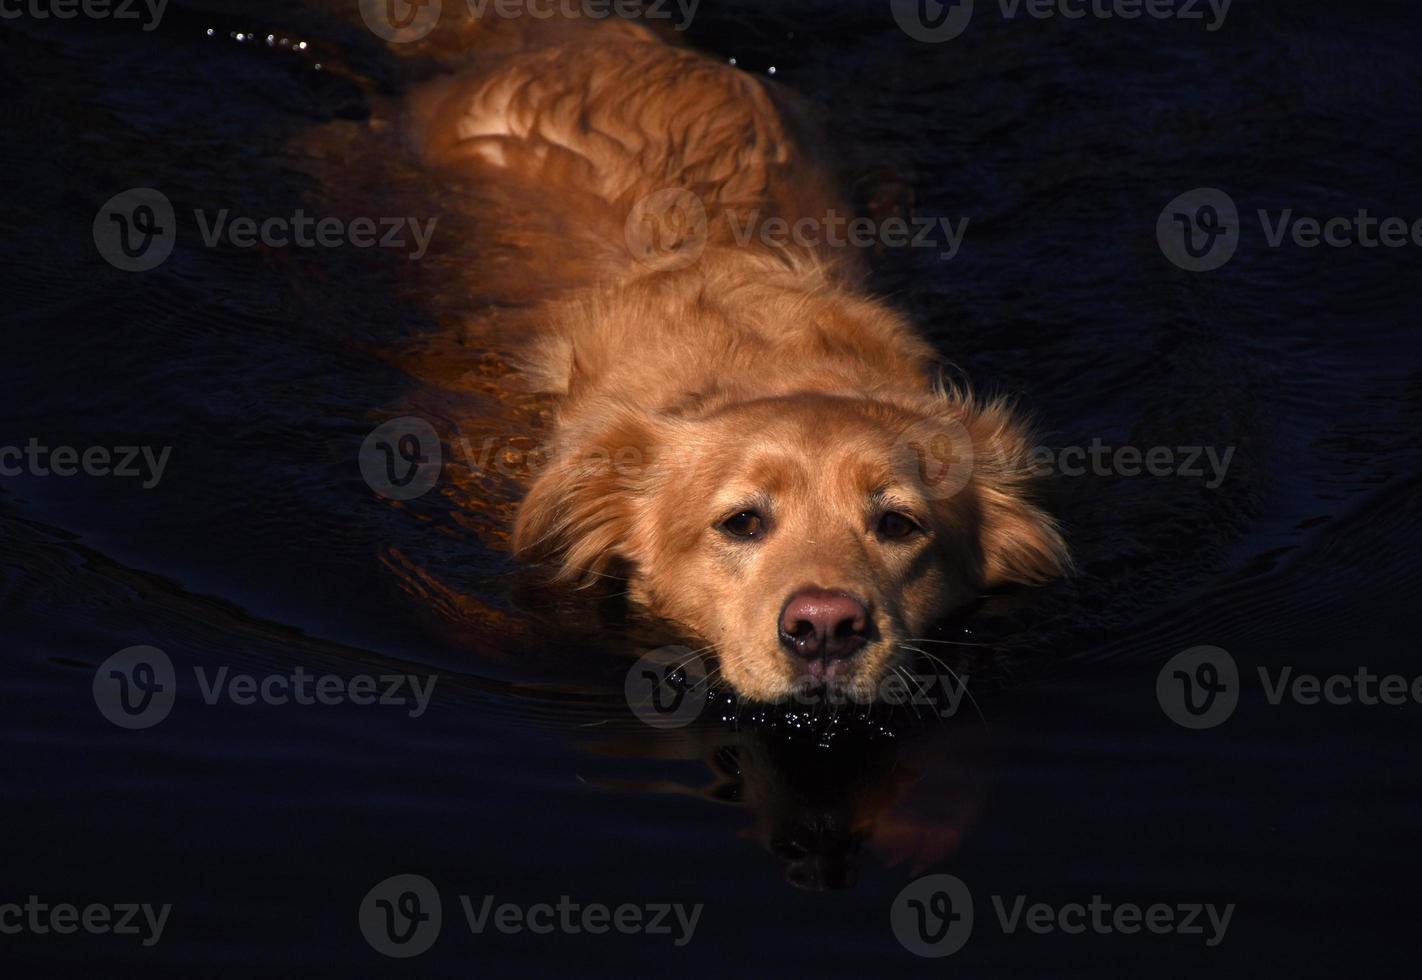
top-left (960, 401), bottom-right (1070, 588)
top-left (511, 404), bottom-right (665, 585)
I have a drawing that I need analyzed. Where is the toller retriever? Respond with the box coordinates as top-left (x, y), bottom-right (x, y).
top-left (405, 15), bottom-right (1067, 702)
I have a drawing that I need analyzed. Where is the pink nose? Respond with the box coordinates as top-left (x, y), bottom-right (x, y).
top-left (779, 589), bottom-right (871, 661)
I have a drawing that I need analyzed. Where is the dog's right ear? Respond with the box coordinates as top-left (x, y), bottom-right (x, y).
top-left (904, 393), bottom-right (1070, 589)
top-left (511, 405), bottom-right (666, 586)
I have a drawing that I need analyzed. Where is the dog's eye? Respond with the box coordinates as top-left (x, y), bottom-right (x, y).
top-left (720, 509), bottom-right (765, 539)
top-left (877, 511), bottom-right (921, 540)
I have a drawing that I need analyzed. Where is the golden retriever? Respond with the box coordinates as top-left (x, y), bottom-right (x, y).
top-left (404, 14), bottom-right (1068, 702)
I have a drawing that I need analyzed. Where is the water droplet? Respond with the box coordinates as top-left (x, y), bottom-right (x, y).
top-left (767, 66), bottom-right (777, 76)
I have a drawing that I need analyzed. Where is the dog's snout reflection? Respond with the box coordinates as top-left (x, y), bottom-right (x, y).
top-left (594, 707), bottom-right (983, 891)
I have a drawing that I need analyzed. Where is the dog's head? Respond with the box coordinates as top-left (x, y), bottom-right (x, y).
top-left (513, 391), bottom-right (1067, 701)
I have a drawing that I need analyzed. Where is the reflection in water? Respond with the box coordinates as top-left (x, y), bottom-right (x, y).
top-left (585, 689), bottom-right (986, 891)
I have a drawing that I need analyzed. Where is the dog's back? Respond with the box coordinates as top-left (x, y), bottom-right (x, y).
top-left (405, 16), bottom-right (849, 282)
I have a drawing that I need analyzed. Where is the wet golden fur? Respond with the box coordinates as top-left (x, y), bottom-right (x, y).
top-left (405, 15), bottom-right (1068, 700)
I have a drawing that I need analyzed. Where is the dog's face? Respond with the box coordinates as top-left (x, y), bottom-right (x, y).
top-left (514, 393), bottom-right (1066, 702)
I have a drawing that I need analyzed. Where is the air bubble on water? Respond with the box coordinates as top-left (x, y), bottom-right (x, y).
top-left (205, 28), bottom-right (214, 37)
top-left (767, 66), bottom-right (777, 76)
top-left (728, 57), bottom-right (737, 66)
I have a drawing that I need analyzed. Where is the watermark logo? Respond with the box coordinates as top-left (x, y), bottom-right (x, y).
top-left (1157, 187), bottom-right (1239, 272)
top-left (893, 0), bottom-right (1231, 41)
top-left (0, 440), bottom-right (172, 488)
top-left (360, 874), bottom-right (442, 958)
top-left (93, 646), bottom-right (176, 730)
top-left (93, 188), bottom-right (176, 272)
top-left (727, 209), bottom-right (970, 261)
top-left (465, 0), bottom-right (700, 31)
top-left (893, 875), bottom-right (1234, 956)
top-left (94, 188), bottom-right (438, 270)
top-left (891, 416), bottom-right (974, 502)
top-left (891, 874), bottom-right (974, 957)
top-left (625, 645), bottom-right (711, 729)
top-left (0, 0), bottom-right (168, 32)
top-left (94, 650), bottom-right (438, 728)
top-left (360, 417), bottom-right (443, 501)
top-left (1156, 645), bottom-right (1239, 729)
top-left (1257, 208), bottom-right (1422, 251)
top-left (358, 0), bottom-right (442, 42)
top-left (891, 0), bottom-right (974, 43)
top-left (359, 876), bottom-right (702, 955)
top-left (625, 188), bottom-right (709, 271)
top-left (191, 666), bottom-right (436, 718)
top-left (1157, 190), bottom-right (1422, 271)
top-left (0, 897), bottom-right (172, 947)
top-left (1160, 644), bottom-right (1422, 728)
top-left (460, 894), bottom-right (702, 945)
top-left (191, 210), bottom-right (437, 259)
top-left (1030, 440), bottom-right (1234, 488)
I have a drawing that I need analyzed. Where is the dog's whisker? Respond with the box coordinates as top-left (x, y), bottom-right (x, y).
top-left (669, 645), bottom-right (718, 675)
top-left (904, 645), bottom-right (990, 733)
top-left (892, 664), bottom-right (929, 723)
top-left (901, 637), bottom-right (992, 648)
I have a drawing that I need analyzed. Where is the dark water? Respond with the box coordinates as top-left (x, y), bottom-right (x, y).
top-left (3, 0), bottom-right (1421, 975)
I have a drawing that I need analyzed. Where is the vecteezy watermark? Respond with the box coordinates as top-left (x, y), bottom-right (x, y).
top-left (1159, 645), bottom-right (1422, 730)
top-left (891, 416), bottom-right (974, 502)
top-left (93, 647), bottom-right (177, 730)
top-left (377, 422), bottom-right (1230, 508)
top-left (93, 189), bottom-right (438, 271)
top-left (359, 874), bottom-right (442, 958)
top-left (364, 416), bottom-right (976, 505)
top-left (0, 439), bottom-right (171, 488)
top-left (458, 894), bottom-right (701, 946)
top-left (0, 0), bottom-right (168, 32)
top-left (625, 646), bottom-right (712, 729)
top-left (0, 897), bottom-right (172, 947)
top-left (467, 0), bottom-right (699, 29)
top-left (891, 0), bottom-right (1230, 43)
top-left (359, 874), bottom-right (702, 957)
top-left (625, 188), bottom-right (709, 271)
top-left (92, 188), bottom-right (176, 272)
top-left (358, 0), bottom-right (699, 43)
top-left (624, 189), bottom-right (969, 269)
top-left (1156, 645), bottom-right (1239, 729)
top-left (891, 874), bottom-right (1233, 957)
top-left (1029, 440), bottom-right (1235, 488)
top-left (1158, 187), bottom-right (1422, 272)
top-left (727, 209), bottom-right (970, 262)
top-left (191, 666), bottom-right (436, 717)
top-left (190, 210), bottom-right (437, 258)
top-left (625, 645), bottom-right (979, 729)
top-left (94, 646), bottom-right (438, 729)
top-left (359, 417), bottom-right (443, 501)
top-left (357, 0), bottom-right (442, 43)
